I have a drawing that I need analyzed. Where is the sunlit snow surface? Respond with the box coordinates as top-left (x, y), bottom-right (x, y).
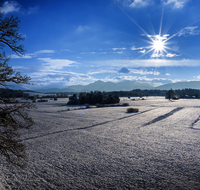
top-left (1, 97), bottom-right (200, 189)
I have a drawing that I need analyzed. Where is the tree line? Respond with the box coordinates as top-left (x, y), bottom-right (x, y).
top-left (2, 88), bottom-right (200, 100)
top-left (106, 88), bottom-right (200, 98)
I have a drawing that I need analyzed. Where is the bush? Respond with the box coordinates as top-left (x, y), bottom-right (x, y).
top-left (122, 103), bottom-right (129, 106)
top-left (96, 103), bottom-right (101, 107)
top-left (127, 108), bottom-right (139, 113)
top-left (37, 99), bottom-right (48, 102)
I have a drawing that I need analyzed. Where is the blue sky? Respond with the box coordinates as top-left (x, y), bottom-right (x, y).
top-left (1, 0), bottom-right (200, 89)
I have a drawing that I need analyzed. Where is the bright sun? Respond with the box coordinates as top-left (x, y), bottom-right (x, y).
top-left (149, 35), bottom-right (167, 57)
top-left (153, 38), bottom-right (164, 51)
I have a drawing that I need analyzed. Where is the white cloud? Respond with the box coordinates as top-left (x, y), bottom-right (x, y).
top-left (112, 48), bottom-right (126, 51)
top-left (166, 73), bottom-right (170, 76)
top-left (130, 0), bottom-right (150, 8)
top-left (130, 68), bottom-right (160, 75)
top-left (171, 79), bottom-right (184, 83)
top-left (151, 52), bottom-right (180, 58)
top-left (35, 50), bottom-right (56, 54)
top-left (88, 68), bottom-right (160, 76)
top-left (151, 53), bottom-right (164, 58)
top-left (11, 54), bottom-right (33, 59)
top-left (30, 70), bottom-right (97, 89)
top-left (0, 1), bottom-right (20, 14)
top-left (140, 49), bottom-right (146, 54)
top-left (76, 25), bottom-right (90, 33)
top-left (130, 46), bottom-right (144, 50)
top-left (80, 52), bottom-right (96, 54)
top-left (130, 68), bottom-right (148, 75)
top-left (102, 75), bottom-right (171, 85)
top-left (154, 71), bottom-right (160, 75)
top-left (61, 49), bottom-right (73, 52)
top-left (10, 50), bottom-right (56, 59)
top-left (38, 58), bottom-right (79, 69)
top-left (195, 75), bottom-right (200, 80)
top-left (93, 59), bottom-right (200, 67)
top-left (178, 26), bottom-right (200, 37)
top-left (147, 34), bottom-right (169, 40)
top-left (164, 0), bottom-right (189, 9)
top-left (28, 6), bottom-right (38, 14)
top-left (166, 53), bottom-right (180, 57)
top-left (87, 69), bottom-right (116, 75)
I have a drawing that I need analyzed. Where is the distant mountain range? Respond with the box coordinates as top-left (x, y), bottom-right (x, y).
top-left (155, 81), bottom-right (200, 90)
top-left (34, 80), bottom-right (200, 93)
top-left (35, 80), bottom-right (154, 93)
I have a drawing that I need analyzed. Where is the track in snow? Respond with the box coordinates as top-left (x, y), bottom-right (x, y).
top-left (142, 107), bottom-right (184, 126)
top-left (20, 108), bottom-right (155, 142)
top-left (191, 115), bottom-right (200, 130)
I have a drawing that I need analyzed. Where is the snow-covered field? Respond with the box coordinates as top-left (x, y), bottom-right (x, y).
top-left (1, 96), bottom-right (200, 189)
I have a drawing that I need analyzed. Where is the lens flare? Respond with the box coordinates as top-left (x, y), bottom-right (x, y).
top-left (153, 37), bottom-right (164, 51)
top-left (149, 35), bottom-right (168, 57)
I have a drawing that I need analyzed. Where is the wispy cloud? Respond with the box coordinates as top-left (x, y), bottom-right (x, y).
top-left (38, 58), bottom-right (79, 69)
top-left (11, 54), bottom-right (33, 59)
top-left (80, 51), bottom-right (96, 55)
top-left (166, 53), bottom-right (180, 57)
top-left (130, 68), bottom-right (160, 75)
top-left (35, 50), bottom-right (56, 54)
top-left (30, 70), bottom-right (96, 89)
top-left (166, 73), bottom-right (170, 76)
top-left (130, 46), bottom-right (144, 50)
top-left (87, 69), bottom-right (116, 75)
top-left (140, 49), bottom-right (146, 53)
top-left (194, 75), bottom-right (200, 80)
top-left (177, 26), bottom-right (200, 37)
top-left (28, 6), bottom-right (39, 14)
top-left (151, 53), bottom-right (164, 58)
top-left (129, 0), bottom-right (150, 8)
top-left (76, 25), bottom-right (90, 33)
top-left (61, 49), bottom-right (73, 52)
top-left (102, 75), bottom-right (172, 85)
top-left (94, 59), bottom-right (200, 67)
top-left (164, 0), bottom-right (189, 9)
top-left (88, 67), bottom-right (160, 76)
top-left (147, 34), bottom-right (169, 40)
top-left (112, 48), bottom-right (126, 51)
top-left (0, 1), bottom-right (20, 14)
top-left (10, 50), bottom-right (56, 59)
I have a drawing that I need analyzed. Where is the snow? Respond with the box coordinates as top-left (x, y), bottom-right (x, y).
top-left (1, 97), bottom-right (200, 189)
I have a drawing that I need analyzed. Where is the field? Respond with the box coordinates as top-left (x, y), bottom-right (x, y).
top-left (1, 96), bottom-right (200, 189)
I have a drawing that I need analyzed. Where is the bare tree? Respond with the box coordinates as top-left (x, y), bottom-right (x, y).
top-left (0, 7), bottom-right (35, 168)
